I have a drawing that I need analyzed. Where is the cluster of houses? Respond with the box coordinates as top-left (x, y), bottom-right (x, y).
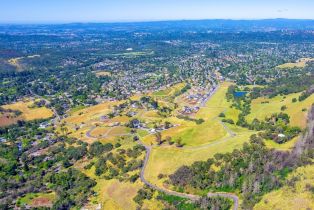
top-left (127, 118), bottom-right (176, 134)
top-left (179, 82), bottom-right (218, 115)
top-left (180, 106), bottom-right (200, 115)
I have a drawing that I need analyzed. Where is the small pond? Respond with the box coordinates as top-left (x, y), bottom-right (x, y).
top-left (234, 91), bottom-right (247, 98)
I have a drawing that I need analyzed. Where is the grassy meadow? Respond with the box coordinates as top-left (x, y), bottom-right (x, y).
top-left (144, 128), bottom-right (255, 189)
top-left (247, 92), bottom-right (314, 128)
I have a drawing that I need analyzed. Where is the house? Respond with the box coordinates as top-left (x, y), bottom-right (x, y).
top-left (278, 133), bottom-right (286, 138)
top-left (129, 119), bottom-right (140, 128)
top-left (39, 121), bottom-right (50, 129)
top-left (126, 111), bottom-right (137, 117)
top-left (0, 137), bottom-right (7, 143)
top-left (100, 115), bottom-right (109, 122)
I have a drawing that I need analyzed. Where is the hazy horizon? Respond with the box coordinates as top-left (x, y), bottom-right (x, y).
top-left (1, 18), bottom-right (314, 26)
top-left (1, 0), bottom-right (314, 24)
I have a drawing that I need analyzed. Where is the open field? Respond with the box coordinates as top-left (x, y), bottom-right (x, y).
top-left (93, 70), bottom-right (111, 77)
top-left (145, 127), bottom-right (255, 189)
top-left (277, 58), bottom-right (314, 69)
top-left (63, 101), bottom-right (121, 125)
top-left (254, 164), bottom-right (314, 210)
top-left (107, 126), bottom-right (130, 136)
top-left (62, 100), bottom-right (123, 142)
top-left (146, 117), bottom-right (227, 146)
top-left (247, 92), bottom-right (314, 128)
top-left (0, 111), bottom-right (22, 127)
top-left (8, 55), bottom-right (40, 71)
top-left (90, 126), bottom-right (112, 137)
top-left (62, 100), bottom-right (156, 144)
top-left (76, 159), bottom-right (143, 210)
top-left (1, 99), bottom-right (54, 125)
top-left (152, 82), bottom-right (185, 100)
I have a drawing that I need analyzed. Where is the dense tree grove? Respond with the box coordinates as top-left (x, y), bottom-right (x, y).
top-left (88, 143), bottom-right (145, 182)
top-left (45, 169), bottom-right (96, 209)
top-left (133, 187), bottom-right (232, 210)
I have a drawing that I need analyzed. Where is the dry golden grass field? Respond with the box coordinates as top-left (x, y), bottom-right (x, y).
top-left (62, 100), bottom-right (124, 142)
top-left (277, 57), bottom-right (314, 69)
top-left (93, 70), bottom-right (111, 77)
top-left (1, 99), bottom-right (53, 123)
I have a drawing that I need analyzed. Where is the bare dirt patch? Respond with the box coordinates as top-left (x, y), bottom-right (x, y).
top-left (0, 112), bottom-right (22, 127)
top-left (31, 197), bottom-right (53, 208)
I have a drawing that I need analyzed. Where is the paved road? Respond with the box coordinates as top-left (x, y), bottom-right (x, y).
top-left (86, 125), bottom-right (98, 139)
top-left (207, 192), bottom-right (239, 210)
top-left (138, 140), bottom-right (200, 200)
top-left (136, 83), bottom-right (239, 209)
top-left (138, 139), bottom-right (239, 210)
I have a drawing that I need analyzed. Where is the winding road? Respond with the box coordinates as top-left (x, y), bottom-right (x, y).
top-left (136, 83), bottom-right (239, 209)
top-left (138, 138), bottom-right (239, 210)
top-left (82, 83), bottom-right (239, 209)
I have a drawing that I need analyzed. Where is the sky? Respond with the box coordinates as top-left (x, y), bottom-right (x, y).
top-left (0, 0), bottom-right (313, 23)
